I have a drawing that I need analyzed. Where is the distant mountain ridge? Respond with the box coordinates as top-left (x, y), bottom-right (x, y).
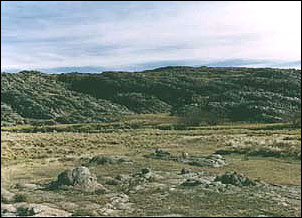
top-left (2, 59), bottom-right (301, 74)
top-left (1, 66), bottom-right (301, 126)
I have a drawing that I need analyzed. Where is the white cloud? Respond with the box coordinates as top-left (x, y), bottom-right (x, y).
top-left (1, 1), bottom-right (301, 69)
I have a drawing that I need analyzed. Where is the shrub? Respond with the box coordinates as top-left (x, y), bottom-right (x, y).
top-left (14, 193), bottom-right (28, 202)
top-left (289, 111), bottom-right (301, 128)
top-left (17, 206), bottom-right (35, 216)
top-left (178, 104), bottom-right (223, 126)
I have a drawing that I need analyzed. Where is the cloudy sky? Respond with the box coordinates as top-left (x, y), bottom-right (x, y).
top-left (1, 1), bottom-right (301, 72)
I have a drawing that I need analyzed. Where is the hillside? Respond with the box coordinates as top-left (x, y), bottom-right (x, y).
top-left (1, 71), bottom-right (132, 126)
top-left (1, 67), bottom-right (301, 126)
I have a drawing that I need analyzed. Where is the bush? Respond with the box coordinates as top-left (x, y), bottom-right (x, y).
top-left (289, 111), bottom-right (301, 128)
top-left (72, 209), bottom-right (96, 217)
top-left (14, 193), bottom-right (28, 202)
top-left (178, 104), bottom-right (223, 126)
top-left (17, 207), bottom-right (35, 216)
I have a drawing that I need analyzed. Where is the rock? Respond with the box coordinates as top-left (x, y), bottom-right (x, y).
top-left (81, 202), bottom-right (102, 210)
top-left (115, 174), bottom-right (130, 182)
top-left (98, 193), bottom-right (132, 216)
top-left (214, 172), bottom-right (256, 187)
top-left (98, 208), bottom-right (118, 216)
top-left (20, 203), bottom-right (72, 217)
top-left (89, 156), bottom-right (117, 165)
top-left (141, 168), bottom-right (151, 175)
top-left (181, 152), bottom-right (189, 159)
top-left (136, 168), bottom-right (153, 180)
top-left (1, 188), bottom-right (15, 203)
top-left (88, 155), bottom-right (132, 166)
top-left (181, 179), bottom-right (203, 187)
top-left (1, 204), bottom-right (17, 216)
top-left (180, 168), bottom-right (192, 175)
top-left (49, 166), bottom-right (106, 192)
top-left (1, 203), bottom-right (71, 217)
top-left (188, 154), bottom-right (226, 168)
top-left (115, 202), bottom-right (133, 210)
top-left (154, 149), bottom-right (171, 158)
top-left (1, 212), bottom-right (17, 217)
top-left (211, 154), bottom-right (223, 159)
top-left (57, 202), bottom-right (78, 211)
top-left (147, 150), bottom-right (226, 168)
top-left (15, 183), bottom-right (40, 191)
top-left (1, 204), bottom-right (17, 212)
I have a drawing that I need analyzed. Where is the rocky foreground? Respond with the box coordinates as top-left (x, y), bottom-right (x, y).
top-left (1, 151), bottom-right (301, 217)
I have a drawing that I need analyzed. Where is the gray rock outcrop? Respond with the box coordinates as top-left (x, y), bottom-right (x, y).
top-left (49, 166), bottom-right (106, 192)
top-left (215, 172), bottom-right (256, 187)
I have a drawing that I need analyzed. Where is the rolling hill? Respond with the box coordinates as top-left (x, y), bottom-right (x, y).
top-left (1, 66), bottom-right (301, 126)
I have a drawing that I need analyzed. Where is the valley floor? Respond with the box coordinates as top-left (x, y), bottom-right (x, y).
top-left (1, 114), bottom-right (301, 217)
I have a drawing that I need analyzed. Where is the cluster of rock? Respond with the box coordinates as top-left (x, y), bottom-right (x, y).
top-left (1, 187), bottom-right (71, 217)
top-left (83, 155), bottom-right (133, 166)
top-left (1, 203), bottom-right (71, 217)
top-left (48, 166), bottom-right (106, 193)
top-left (3, 163), bottom-right (298, 217)
top-left (179, 170), bottom-right (258, 195)
top-left (97, 193), bottom-right (133, 216)
top-left (180, 171), bottom-right (216, 188)
top-left (104, 168), bottom-right (157, 188)
top-left (214, 172), bottom-right (257, 187)
top-left (152, 148), bottom-right (172, 158)
top-left (133, 168), bottom-right (155, 181)
top-left (147, 149), bottom-right (226, 168)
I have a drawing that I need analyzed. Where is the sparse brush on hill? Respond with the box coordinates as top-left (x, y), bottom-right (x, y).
top-left (1, 67), bottom-right (301, 126)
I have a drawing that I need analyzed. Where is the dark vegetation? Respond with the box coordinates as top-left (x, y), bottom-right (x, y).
top-left (1, 66), bottom-right (301, 126)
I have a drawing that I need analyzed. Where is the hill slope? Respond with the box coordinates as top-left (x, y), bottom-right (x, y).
top-left (1, 67), bottom-right (301, 126)
top-left (1, 71), bottom-right (132, 126)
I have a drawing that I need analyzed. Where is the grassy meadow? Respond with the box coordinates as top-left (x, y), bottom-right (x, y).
top-left (1, 114), bottom-right (301, 217)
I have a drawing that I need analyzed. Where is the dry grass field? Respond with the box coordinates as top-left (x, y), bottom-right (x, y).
top-left (1, 114), bottom-right (301, 217)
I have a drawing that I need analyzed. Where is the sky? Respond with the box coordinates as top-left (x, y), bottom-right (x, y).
top-left (1, 1), bottom-right (301, 72)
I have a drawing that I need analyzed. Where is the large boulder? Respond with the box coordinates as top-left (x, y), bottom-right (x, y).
top-left (49, 166), bottom-right (106, 192)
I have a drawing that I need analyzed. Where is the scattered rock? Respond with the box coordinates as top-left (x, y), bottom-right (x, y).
top-left (89, 156), bottom-right (117, 165)
top-left (87, 155), bottom-right (132, 166)
top-left (188, 154), bottom-right (226, 168)
top-left (98, 193), bottom-right (133, 216)
top-left (1, 203), bottom-right (71, 217)
top-left (49, 166), bottom-right (106, 192)
top-left (146, 149), bottom-right (226, 168)
top-left (214, 172), bottom-right (256, 187)
top-left (150, 149), bottom-right (171, 159)
top-left (181, 179), bottom-right (203, 187)
top-left (23, 204), bottom-right (72, 217)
